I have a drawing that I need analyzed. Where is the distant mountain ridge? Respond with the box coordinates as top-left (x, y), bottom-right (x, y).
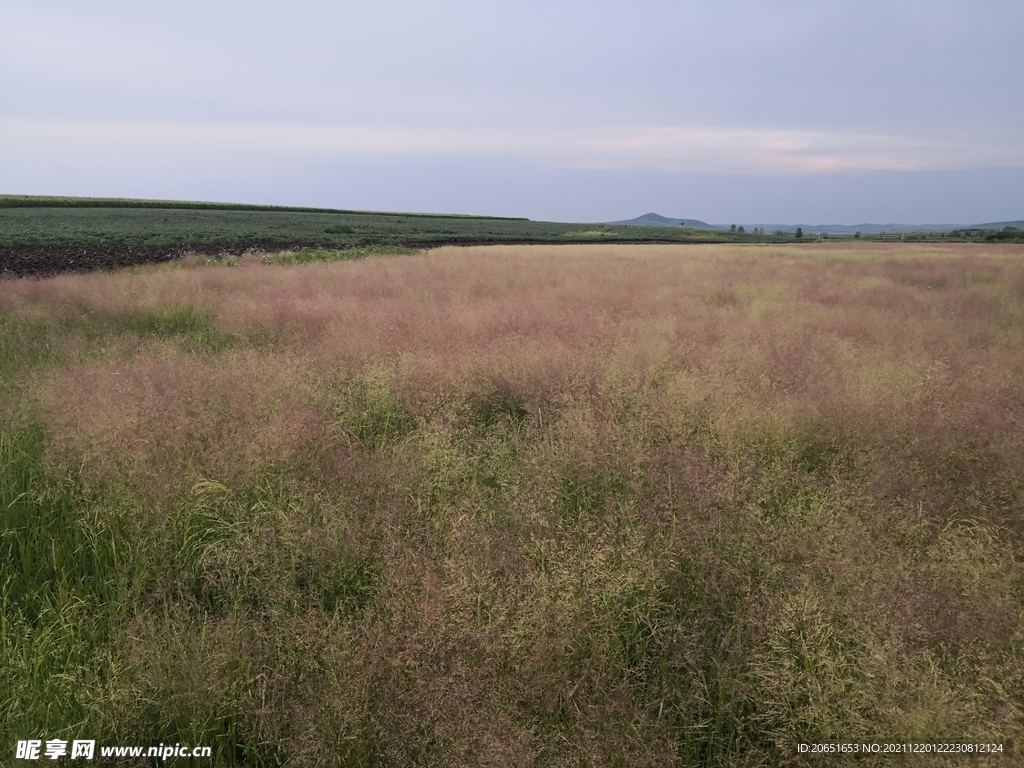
top-left (607, 213), bottom-right (722, 230)
top-left (973, 220), bottom-right (1024, 230)
top-left (608, 213), bottom-right (1022, 234)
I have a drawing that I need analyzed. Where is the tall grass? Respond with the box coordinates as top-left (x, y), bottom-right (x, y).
top-left (2, 243), bottom-right (1022, 765)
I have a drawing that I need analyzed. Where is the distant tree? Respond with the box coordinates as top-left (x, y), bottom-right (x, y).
top-left (737, 226), bottom-right (745, 234)
top-left (854, 231), bottom-right (861, 239)
top-left (795, 227), bottom-right (803, 239)
top-left (729, 224), bottom-right (737, 233)
top-left (774, 229), bottom-right (785, 237)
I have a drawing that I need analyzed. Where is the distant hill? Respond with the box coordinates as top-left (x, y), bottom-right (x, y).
top-left (741, 221), bottom-right (1021, 234)
top-left (753, 223), bottom-right (958, 235)
top-left (607, 213), bottom-right (722, 230)
top-left (607, 213), bottom-right (1023, 235)
top-left (970, 220), bottom-right (1024, 230)
top-left (606, 214), bottom-right (954, 234)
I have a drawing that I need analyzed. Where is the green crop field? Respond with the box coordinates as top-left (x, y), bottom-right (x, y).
top-left (5, 198), bottom-right (1016, 281)
top-left (0, 196), bottom-right (727, 249)
top-left (2, 241), bottom-right (1022, 765)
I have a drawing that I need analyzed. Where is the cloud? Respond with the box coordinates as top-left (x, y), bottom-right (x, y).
top-left (4, 117), bottom-right (1022, 177)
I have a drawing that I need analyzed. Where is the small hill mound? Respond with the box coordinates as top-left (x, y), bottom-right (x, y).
top-left (607, 213), bottom-right (720, 230)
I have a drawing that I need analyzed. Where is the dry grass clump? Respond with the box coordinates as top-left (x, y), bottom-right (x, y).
top-left (2, 242), bottom-right (1023, 766)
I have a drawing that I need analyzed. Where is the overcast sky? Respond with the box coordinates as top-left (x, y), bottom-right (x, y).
top-left (2, 1), bottom-right (1022, 224)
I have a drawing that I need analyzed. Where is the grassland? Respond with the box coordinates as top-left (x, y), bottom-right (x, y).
top-left (2, 242), bottom-right (1023, 766)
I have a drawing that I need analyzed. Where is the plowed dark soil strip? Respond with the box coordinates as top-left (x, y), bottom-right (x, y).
top-left (1, 238), bottom-right (701, 279)
top-left (0, 243), bottom-right (318, 278)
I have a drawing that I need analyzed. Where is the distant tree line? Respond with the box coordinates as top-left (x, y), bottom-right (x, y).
top-left (984, 226), bottom-right (1023, 241)
top-left (714, 225), bottom-right (1005, 241)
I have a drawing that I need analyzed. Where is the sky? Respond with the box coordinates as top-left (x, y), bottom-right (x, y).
top-left (2, 1), bottom-right (1022, 225)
